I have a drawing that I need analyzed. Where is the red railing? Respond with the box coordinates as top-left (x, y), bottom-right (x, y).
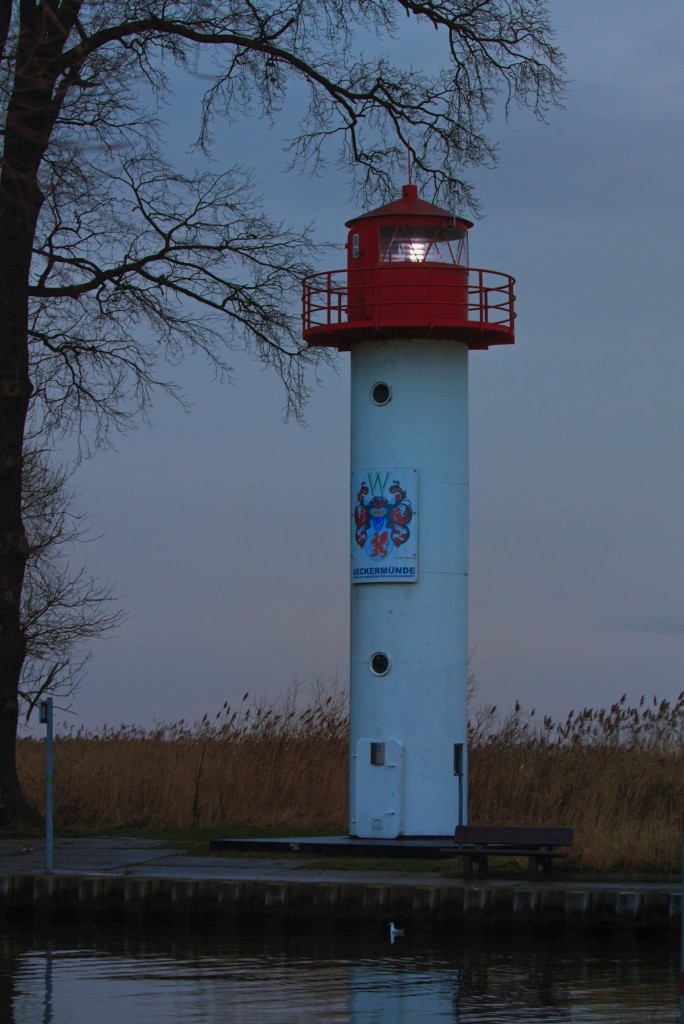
top-left (302, 266), bottom-right (515, 337)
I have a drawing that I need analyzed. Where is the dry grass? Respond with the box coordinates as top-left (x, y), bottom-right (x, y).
top-left (468, 692), bottom-right (684, 873)
top-left (17, 682), bottom-right (349, 833)
top-left (16, 686), bottom-right (684, 873)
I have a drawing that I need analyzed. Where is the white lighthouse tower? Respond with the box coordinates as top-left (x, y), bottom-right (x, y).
top-left (303, 184), bottom-right (515, 838)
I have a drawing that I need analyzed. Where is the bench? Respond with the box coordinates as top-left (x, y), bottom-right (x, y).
top-left (452, 825), bottom-right (574, 881)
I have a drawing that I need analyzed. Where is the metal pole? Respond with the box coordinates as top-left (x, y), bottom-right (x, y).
top-left (40, 699), bottom-right (54, 874)
top-left (454, 743), bottom-right (465, 827)
top-left (458, 774), bottom-right (464, 827)
top-left (680, 811), bottom-right (683, 1024)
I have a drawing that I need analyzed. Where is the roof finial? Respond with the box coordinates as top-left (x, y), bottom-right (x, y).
top-left (407, 144), bottom-right (412, 185)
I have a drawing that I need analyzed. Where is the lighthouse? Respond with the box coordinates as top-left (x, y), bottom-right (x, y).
top-left (303, 184), bottom-right (515, 838)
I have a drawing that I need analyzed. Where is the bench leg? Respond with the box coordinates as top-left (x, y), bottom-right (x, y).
top-left (528, 855), bottom-right (553, 881)
top-left (461, 854), bottom-right (489, 880)
top-left (474, 854), bottom-right (488, 879)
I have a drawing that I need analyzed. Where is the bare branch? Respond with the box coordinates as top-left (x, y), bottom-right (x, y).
top-left (0, 0), bottom-right (564, 822)
top-left (20, 448), bottom-right (127, 720)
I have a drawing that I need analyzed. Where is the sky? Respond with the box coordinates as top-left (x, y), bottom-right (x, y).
top-left (33, 0), bottom-right (684, 733)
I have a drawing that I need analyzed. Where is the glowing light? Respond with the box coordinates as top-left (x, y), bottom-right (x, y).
top-left (403, 239), bottom-right (428, 261)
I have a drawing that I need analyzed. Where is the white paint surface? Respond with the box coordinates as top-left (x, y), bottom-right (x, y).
top-left (349, 338), bottom-right (469, 836)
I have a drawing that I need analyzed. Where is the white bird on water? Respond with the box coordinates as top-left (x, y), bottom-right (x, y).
top-left (389, 922), bottom-right (405, 943)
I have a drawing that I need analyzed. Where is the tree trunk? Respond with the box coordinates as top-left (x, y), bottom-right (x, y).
top-left (0, 302), bottom-right (39, 825)
top-left (0, 12), bottom-right (59, 826)
top-left (0, 223), bottom-right (41, 825)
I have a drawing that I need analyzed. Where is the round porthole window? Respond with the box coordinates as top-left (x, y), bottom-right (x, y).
top-left (370, 652), bottom-right (390, 676)
top-left (371, 381), bottom-right (391, 406)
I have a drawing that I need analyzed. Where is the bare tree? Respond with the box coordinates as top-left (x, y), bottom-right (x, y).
top-left (0, 1), bottom-right (564, 822)
top-left (20, 449), bottom-right (125, 722)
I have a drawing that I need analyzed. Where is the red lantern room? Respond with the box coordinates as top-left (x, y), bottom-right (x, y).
top-left (302, 184), bottom-right (515, 350)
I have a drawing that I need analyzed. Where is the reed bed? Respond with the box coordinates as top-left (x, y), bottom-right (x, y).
top-left (16, 687), bottom-right (684, 874)
top-left (468, 692), bottom-right (684, 873)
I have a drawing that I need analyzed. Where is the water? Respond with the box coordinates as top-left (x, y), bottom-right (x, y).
top-left (0, 922), bottom-right (679, 1023)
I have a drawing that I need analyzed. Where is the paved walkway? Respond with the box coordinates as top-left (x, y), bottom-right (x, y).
top-left (0, 836), bottom-right (678, 892)
top-left (0, 836), bottom-right (462, 886)
top-left (0, 837), bottom-right (679, 931)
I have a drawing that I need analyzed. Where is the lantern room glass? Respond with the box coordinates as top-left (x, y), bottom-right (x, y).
top-left (379, 225), bottom-right (468, 266)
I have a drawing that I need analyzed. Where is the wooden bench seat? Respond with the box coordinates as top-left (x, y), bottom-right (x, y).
top-left (452, 825), bottom-right (574, 881)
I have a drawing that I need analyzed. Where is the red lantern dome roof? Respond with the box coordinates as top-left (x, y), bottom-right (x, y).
top-left (346, 184), bottom-right (473, 229)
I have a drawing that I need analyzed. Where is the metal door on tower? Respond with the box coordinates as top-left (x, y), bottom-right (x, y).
top-left (352, 738), bottom-right (403, 838)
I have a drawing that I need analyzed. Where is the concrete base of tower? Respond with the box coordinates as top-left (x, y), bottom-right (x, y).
top-left (349, 736), bottom-right (466, 838)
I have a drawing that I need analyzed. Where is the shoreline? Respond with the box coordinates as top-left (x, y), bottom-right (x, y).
top-left (0, 837), bottom-right (680, 934)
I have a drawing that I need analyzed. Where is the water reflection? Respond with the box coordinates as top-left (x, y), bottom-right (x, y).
top-left (0, 923), bottom-right (678, 1023)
